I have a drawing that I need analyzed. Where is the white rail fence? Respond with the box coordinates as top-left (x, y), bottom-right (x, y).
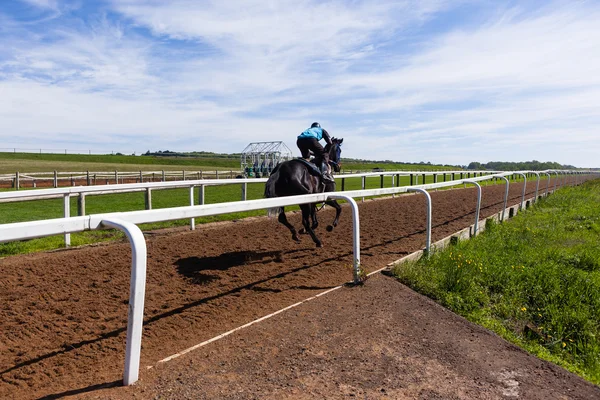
top-left (0, 169), bottom-right (587, 248)
top-left (0, 169), bottom-right (597, 386)
top-left (0, 168), bottom-right (477, 189)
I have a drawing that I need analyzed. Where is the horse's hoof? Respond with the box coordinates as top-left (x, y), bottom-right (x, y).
top-left (292, 235), bottom-right (301, 242)
top-left (316, 242), bottom-right (323, 248)
top-left (298, 228), bottom-right (306, 234)
top-left (326, 225), bottom-right (333, 232)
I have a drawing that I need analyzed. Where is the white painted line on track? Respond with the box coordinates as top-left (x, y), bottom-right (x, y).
top-left (152, 285), bottom-right (343, 367)
top-left (152, 264), bottom-right (393, 369)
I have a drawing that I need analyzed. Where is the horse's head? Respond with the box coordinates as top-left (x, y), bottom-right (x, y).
top-left (326, 137), bottom-right (343, 173)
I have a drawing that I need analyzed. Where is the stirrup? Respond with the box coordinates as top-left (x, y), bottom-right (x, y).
top-left (322, 173), bottom-right (335, 183)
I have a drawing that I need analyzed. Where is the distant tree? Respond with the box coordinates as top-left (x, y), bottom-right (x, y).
top-left (467, 162), bottom-right (483, 170)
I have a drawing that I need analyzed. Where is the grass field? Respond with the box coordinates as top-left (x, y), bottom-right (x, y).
top-left (392, 179), bottom-right (600, 384)
top-left (0, 152), bottom-right (458, 174)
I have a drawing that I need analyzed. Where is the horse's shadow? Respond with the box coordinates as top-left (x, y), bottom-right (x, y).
top-left (175, 250), bottom-right (284, 284)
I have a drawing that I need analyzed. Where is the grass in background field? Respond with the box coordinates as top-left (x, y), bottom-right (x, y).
top-left (0, 152), bottom-right (459, 174)
top-left (392, 180), bottom-right (600, 384)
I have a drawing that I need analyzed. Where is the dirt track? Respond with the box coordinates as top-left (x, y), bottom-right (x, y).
top-left (1, 179), bottom-right (599, 399)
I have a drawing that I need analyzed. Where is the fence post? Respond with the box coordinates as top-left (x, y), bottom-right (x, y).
top-left (361, 176), bottom-right (366, 202)
top-left (242, 182), bottom-right (247, 201)
top-left (162, 170), bottom-right (165, 182)
top-left (422, 173), bottom-right (426, 184)
top-left (410, 174), bottom-right (414, 185)
top-left (182, 170), bottom-right (186, 181)
top-left (189, 186), bottom-right (195, 230)
top-left (63, 194), bottom-right (71, 246)
top-left (199, 185), bottom-right (205, 205)
top-left (139, 171), bottom-right (143, 183)
top-left (145, 188), bottom-right (152, 210)
top-left (115, 170), bottom-right (118, 184)
top-left (341, 178), bottom-right (345, 191)
top-left (87, 170), bottom-right (90, 186)
top-left (15, 171), bottom-right (19, 191)
top-left (54, 171), bottom-right (58, 188)
top-left (78, 194), bottom-right (86, 216)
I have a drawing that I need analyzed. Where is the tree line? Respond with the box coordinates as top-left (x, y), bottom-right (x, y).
top-left (466, 160), bottom-right (576, 171)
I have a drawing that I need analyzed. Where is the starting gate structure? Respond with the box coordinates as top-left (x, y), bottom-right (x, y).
top-left (240, 141), bottom-right (293, 177)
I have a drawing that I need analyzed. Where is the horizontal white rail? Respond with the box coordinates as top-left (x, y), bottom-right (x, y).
top-left (1, 168), bottom-right (579, 202)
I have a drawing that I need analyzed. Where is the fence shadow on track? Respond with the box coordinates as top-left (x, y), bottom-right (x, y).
top-left (35, 380), bottom-right (121, 400)
top-left (1, 249), bottom-right (337, 382)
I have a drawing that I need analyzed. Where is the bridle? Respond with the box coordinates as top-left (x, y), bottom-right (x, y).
top-left (327, 142), bottom-right (342, 171)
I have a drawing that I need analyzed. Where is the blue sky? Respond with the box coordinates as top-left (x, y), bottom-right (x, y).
top-left (1, 0), bottom-right (599, 167)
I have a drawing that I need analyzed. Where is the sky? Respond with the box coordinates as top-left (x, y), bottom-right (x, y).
top-left (0, 0), bottom-right (598, 167)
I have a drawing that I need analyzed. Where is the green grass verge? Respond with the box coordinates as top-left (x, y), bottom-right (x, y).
top-left (392, 179), bottom-right (600, 384)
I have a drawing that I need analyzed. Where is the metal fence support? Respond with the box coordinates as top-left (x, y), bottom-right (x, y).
top-left (532, 172), bottom-right (540, 202)
top-left (189, 186), bottom-right (195, 230)
top-left (327, 194), bottom-right (360, 284)
top-left (513, 172), bottom-right (527, 210)
top-left (406, 188), bottom-right (431, 255)
top-left (242, 182), bottom-right (247, 201)
top-left (199, 185), bottom-right (205, 205)
top-left (63, 194), bottom-right (70, 246)
top-left (493, 175), bottom-right (509, 222)
top-left (361, 176), bottom-right (365, 202)
top-left (462, 180), bottom-right (482, 236)
top-left (100, 218), bottom-right (147, 387)
top-left (544, 172), bottom-right (551, 196)
top-left (78, 194), bottom-right (86, 216)
top-left (145, 188), bottom-right (152, 210)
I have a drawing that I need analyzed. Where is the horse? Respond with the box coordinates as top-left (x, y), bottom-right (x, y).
top-left (264, 138), bottom-right (343, 247)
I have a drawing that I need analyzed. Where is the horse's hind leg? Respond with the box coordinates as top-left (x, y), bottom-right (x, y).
top-left (325, 200), bottom-right (342, 232)
top-left (301, 204), bottom-right (322, 247)
top-left (278, 208), bottom-right (300, 242)
top-left (299, 204), bottom-right (318, 233)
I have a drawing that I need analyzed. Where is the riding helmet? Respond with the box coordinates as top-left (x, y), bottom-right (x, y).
top-left (311, 122), bottom-right (321, 128)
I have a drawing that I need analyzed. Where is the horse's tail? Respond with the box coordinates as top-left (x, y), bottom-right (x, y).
top-left (265, 169), bottom-right (283, 218)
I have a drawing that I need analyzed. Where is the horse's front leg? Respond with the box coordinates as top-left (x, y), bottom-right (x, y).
top-left (310, 203), bottom-right (319, 230)
top-left (278, 208), bottom-right (300, 242)
top-left (300, 204), bottom-right (322, 247)
top-left (324, 199), bottom-right (342, 232)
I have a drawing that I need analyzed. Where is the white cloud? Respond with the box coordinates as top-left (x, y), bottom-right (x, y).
top-left (0, 1), bottom-right (598, 167)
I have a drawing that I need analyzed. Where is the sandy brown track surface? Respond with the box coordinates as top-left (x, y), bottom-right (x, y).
top-left (1, 179), bottom-right (598, 399)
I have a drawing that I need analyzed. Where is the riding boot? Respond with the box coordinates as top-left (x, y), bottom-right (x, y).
top-left (320, 162), bottom-right (334, 183)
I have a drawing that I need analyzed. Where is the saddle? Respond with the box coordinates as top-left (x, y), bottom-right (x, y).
top-left (294, 158), bottom-right (323, 177)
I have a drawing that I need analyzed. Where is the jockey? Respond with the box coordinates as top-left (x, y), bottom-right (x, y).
top-left (297, 122), bottom-right (334, 182)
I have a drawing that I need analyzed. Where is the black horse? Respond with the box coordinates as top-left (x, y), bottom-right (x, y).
top-left (264, 138), bottom-right (343, 247)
